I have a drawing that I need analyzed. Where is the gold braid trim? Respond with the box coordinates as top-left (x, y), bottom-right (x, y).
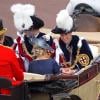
top-left (70, 47), bottom-right (80, 69)
top-left (59, 47), bottom-right (80, 69)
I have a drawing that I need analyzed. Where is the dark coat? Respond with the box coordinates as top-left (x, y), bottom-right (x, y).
top-left (24, 32), bottom-right (53, 54)
top-left (59, 35), bottom-right (93, 70)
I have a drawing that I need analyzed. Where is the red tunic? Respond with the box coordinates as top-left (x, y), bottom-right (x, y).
top-left (0, 44), bottom-right (24, 93)
top-left (0, 44), bottom-right (24, 94)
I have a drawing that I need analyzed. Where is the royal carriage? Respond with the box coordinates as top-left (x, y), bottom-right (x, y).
top-left (25, 54), bottom-right (100, 100)
top-left (0, 28), bottom-right (100, 100)
top-left (0, 1), bottom-right (100, 100)
top-left (23, 28), bottom-right (100, 100)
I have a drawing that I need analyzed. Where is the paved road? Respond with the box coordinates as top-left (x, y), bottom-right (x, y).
top-left (0, 0), bottom-right (69, 38)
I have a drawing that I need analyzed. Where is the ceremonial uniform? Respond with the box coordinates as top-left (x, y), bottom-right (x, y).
top-left (11, 4), bottom-right (54, 71)
top-left (0, 19), bottom-right (23, 94)
top-left (51, 9), bottom-right (93, 71)
top-left (54, 35), bottom-right (93, 70)
top-left (0, 45), bottom-right (23, 86)
top-left (13, 34), bottom-right (32, 72)
top-left (24, 32), bottom-right (54, 54)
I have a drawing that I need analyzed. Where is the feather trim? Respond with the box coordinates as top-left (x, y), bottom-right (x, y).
top-left (56, 9), bottom-right (73, 32)
top-left (11, 3), bottom-right (35, 16)
top-left (13, 13), bottom-right (33, 31)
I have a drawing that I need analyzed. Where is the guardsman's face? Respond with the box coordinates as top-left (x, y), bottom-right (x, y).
top-left (60, 32), bottom-right (72, 44)
top-left (24, 29), bottom-right (39, 37)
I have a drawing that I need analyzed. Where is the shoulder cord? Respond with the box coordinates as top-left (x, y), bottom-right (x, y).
top-left (70, 37), bottom-right (83, 69)
top-left (58, 44), bottom-right (80, 68)
top-left (70, 47), bottom-right (80, 69)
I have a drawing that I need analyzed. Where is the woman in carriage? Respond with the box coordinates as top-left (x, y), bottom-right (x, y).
top-left (28, 37), bottom-right (60, 75)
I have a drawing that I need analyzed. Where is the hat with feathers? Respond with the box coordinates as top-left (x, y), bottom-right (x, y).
top-left (52, 9), bottom-right (74, 34)
top-left (30, 37), bottom-right (53, 51)
top-left (29, 15), bottom-right (44, 30)
top-left (11, 3), bottom-right (44, 32)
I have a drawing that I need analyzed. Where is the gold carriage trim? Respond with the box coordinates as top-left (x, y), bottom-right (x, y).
top-left (78, 54), bottom-right (90, 67)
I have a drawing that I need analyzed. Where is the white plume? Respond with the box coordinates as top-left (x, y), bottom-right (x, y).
top-left (66, 0), bottom-right (74, 15)
top-left (22, 4), bottom-right (35, 16)
top-left (56, 9), bottom-right (73, 32)
top-left (10, 3), bottom-right (24, 14)
top-left (11, 3), bottom-right (35, 31)
top-left (13, 13), bottom-right (33, 31)
top-left (11, 3), bottom-right (35, 16)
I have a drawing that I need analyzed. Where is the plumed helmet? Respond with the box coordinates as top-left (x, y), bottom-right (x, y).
top-left (11, 3), bottom-right (35, 31)
top-left (11, 3), bottom-right (44, 32)
top-left (51, 9), bottom-right (74, 34)
top-left (30, 37), bottom-right (53, 51)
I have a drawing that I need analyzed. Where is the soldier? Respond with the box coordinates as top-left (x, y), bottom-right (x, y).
top-left (11, 4), bottom-right (54, 71)
top-left (0, 19), bottom-right (23, 94)
top-left (52, 9), bottom-right (93, 72)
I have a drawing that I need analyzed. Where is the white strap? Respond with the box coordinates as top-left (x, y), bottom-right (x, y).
top-left (54, 39), bottom-right (64, 64)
